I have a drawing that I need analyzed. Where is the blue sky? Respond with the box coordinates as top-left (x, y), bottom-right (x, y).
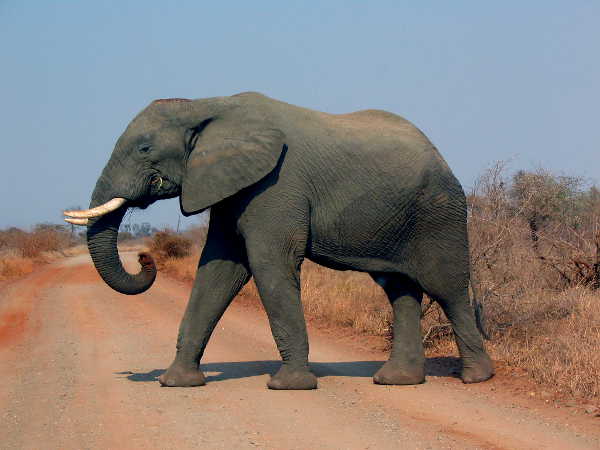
top-left (1, 1), bottom-right (598, 229)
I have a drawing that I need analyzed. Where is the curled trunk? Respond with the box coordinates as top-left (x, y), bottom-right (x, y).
top-left (86, 202), bottom-right (156, 295)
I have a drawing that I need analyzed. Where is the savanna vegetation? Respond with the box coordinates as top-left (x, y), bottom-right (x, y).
top-left (152, 163), bottom-right (600, 401)
top-left (0, 224), bottom-right (80, 281)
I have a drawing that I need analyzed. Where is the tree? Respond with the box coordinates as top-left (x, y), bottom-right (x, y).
top-left (139, 222), bottom-right (151, 236)
top-left (64, 205), bottom-right (82, 237)
top-left (510, 169), bottom-right (584, 246)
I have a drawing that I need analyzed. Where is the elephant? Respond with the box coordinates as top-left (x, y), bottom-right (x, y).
top-left (64, 92), bottom-right (494, 390)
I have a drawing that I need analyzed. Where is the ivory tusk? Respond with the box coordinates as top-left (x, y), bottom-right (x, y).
top-left (64, 197), bottom-right (126, 218)
top-left (151, 176), bottom-right (163, 190)
top-left (64, 217), bottom-right (89, 226)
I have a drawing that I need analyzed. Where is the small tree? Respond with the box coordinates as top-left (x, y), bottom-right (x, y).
top-left (510, 169), bottom-right (584, 246)
top-left (64, 205), bottom-right (83, 237)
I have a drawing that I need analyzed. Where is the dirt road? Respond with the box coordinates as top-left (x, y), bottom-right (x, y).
top-left (1, 253), bottom-right (599, 449)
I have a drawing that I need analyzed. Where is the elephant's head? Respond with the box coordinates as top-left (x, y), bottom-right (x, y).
top-left (64, 93), bottom-right (285, 295)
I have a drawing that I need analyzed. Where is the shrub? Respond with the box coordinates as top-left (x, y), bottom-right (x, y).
top-left (0, 254), bottom-right (35, 281)
top-left (0, 224), bottom-right (76, 281)
top-left (0, 224), bottom-right (73, 259)
top-left (150, 229), bottom-right (192, 259)
top-left (149, 227), bottom-right (206, 281)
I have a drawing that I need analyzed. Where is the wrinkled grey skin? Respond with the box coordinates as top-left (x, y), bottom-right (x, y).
top-left (86, 92), bottom-right (494, 389)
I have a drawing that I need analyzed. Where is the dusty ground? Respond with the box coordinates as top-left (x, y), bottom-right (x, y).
top-left (1, 253), bottom-right (599, 449)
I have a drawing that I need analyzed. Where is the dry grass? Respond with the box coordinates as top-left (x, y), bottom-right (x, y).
top-left (158, 251), bottom-right (200, 282)
top-left (300, 261), bottom-right (391, 335)
top-left (488, 287), bottom-right (600, 398)
top-left (0, 225), bottom-right (77, 282)
top-left (0, 251), bottom-right (35, 281)
top-left (154, 164), bottom-right (600, 401)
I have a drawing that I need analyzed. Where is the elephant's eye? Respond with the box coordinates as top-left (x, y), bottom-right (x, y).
top-left (138, 145), bottom-right (152, 154)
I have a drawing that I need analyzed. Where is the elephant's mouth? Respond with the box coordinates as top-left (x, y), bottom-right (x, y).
top-left (128, 197), bottom-right (153, 210)
top-left (146, 174), bottom-right (181, 202)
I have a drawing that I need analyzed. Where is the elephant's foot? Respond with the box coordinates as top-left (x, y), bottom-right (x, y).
top-left (461, 354), bottom-right (495, 384)
top-left (267, 365), bottom-right (317, 390)
top-left (158, 364), bottom-right (206, 387)
top-left (373, 361), bottom-right (425, 385)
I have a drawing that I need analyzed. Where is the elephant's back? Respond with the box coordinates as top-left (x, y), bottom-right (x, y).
top-left (329, 109), bottom-right (429, 141)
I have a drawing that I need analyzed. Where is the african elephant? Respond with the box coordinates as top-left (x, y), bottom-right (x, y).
top-left (64, 92), bottom-right (494, 390)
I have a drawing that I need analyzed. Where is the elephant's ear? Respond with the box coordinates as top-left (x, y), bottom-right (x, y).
top-left (180, 119), bottom-right (285, 215)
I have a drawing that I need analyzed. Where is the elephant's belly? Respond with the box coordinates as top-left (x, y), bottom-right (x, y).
top-left (306, 251), bottom-right (406, 273)
top-left (307, 205), bottom-right (415, 273)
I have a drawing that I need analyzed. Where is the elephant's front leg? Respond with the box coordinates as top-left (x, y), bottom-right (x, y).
top-left (159, 225), bottom-right (250, 387)
top-left (248, 248), bottom-right (317, 390)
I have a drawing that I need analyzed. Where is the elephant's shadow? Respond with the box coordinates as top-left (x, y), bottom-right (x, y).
top-left (116, 357), bottom-right (461, 383)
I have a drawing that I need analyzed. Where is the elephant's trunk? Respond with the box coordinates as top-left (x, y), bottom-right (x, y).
top-left (86, 188), bottom-right (156, 295)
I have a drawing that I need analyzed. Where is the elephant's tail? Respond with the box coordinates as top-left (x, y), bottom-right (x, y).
top-left (473, 298), bottom-right (490, 340)
top-left (469, 280), bottom-right (491, 340)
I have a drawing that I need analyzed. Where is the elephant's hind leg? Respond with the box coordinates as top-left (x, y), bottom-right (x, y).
top-left (419, 270), bottom-right (494, 384)
top-left (434, 289), bottom-right (494, 383)
top-left (371, 273), bottom-right (426, 385)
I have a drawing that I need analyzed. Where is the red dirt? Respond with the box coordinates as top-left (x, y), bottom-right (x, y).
top-left (1, 253), bottom-right (599, 449)
top-left (0, 311), bottom-right (27, 347)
